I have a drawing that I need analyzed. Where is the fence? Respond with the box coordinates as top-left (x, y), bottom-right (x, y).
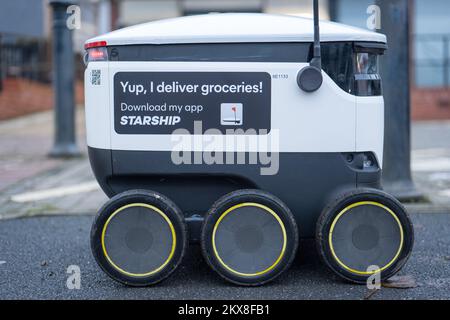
top-left (0, 33), bottom-right (86, 120)
top-left (0, 33), bottom-right (86, 93)
top-left (0, 34), bottom-right (52, 91)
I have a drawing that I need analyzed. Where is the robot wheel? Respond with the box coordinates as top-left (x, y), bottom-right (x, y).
top-left (90, 189), bottom-right (187, 286)
top-left (316, 188), bottom-right (414, 284)
top-left (201, 189), bottom-right (299, 286)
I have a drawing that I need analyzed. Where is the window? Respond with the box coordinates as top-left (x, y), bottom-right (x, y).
top-left (354, 52), bottom-right (382, 96)
top-left (356, 52), bottom-right (378, 74)
top-left (322, 42), bottom-right (384, 96)
top-left (321, 42), bottom-right (355, 94)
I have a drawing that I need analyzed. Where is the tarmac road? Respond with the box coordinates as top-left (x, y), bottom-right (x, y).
top-left (0, 212), bottom-right (449, 300)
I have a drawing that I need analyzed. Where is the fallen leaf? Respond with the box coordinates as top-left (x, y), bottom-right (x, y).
top-left (382, 275), bottom-right (417, 289)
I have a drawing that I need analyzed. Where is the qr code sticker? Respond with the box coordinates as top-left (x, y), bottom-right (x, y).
top-left (91, 70), bottom-right (101, 85)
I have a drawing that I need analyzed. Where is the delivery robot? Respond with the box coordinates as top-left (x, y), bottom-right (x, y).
top-left (84, 2), bottom-right (413, 287)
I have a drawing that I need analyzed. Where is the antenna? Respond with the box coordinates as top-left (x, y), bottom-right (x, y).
top-left (311, 0), bottom-right (321, 70)
top-left (297, 0), bottom-right (323, 93)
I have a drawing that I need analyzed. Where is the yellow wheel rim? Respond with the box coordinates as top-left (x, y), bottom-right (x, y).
top-left (328, 201), bottom-right (404, 275)
top-left (212, 202), bottom-right (287, 277)
top-left (101, 203), bottom-right (176, 277)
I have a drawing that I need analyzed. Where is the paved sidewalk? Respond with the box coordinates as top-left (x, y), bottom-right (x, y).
top-left (0, 110), bottom-right (449, 220)
top-left (0, 109), bottom-right (107, 219)
top-left (0, 112), bottom-right (61, 191)
top-left (411, 121), bottom-right (450, 212)
top-left (0, 108), bottom-right (87, 190)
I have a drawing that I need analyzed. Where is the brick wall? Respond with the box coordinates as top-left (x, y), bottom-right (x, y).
top-left (0, 78), bottom-right (84, 121)
top-left (411, 87), bottom-right (450, 121)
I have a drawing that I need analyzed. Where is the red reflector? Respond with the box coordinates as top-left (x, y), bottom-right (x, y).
top-left (90, 49), bottom-right (105, 59)
top-left (84, 41), bottom-right (107, 49)
top-left (86, 47), bottom-right (108, 63)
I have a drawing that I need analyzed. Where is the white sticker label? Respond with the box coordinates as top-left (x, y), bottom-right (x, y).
top-left (221, 103), bottom-right (243, 126)
top-left (91, 69), bottom-right (101, 85)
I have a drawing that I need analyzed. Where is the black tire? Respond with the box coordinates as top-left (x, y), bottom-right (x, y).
top-left (201, 189), bottom-right (298, 286)
top-left (316, 188), bottom-right (414, 284)
top-left (91, 189), bottom-right (187, 286)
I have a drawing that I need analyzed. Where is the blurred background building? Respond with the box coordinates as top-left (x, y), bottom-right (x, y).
top-left (0, 0), bottom-right (449, 120)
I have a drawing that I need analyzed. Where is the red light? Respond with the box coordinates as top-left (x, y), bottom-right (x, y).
top-left (90, 49), bottom-right (105, 59)
top-left (86, 47), bottom-right (108, 63)
top-left (84, 41), bottom-right (107, 49)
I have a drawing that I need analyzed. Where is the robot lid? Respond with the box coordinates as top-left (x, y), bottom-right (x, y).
top-left (85, 13), bottom-right (386, 48)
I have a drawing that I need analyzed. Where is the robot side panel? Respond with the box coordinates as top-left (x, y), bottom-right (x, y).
top-left (355, 96), bottom-right (384, 168)
top-left (85, 62), bottom-right (111, 150)
top-left (105, 61), bottom-right (357, 154)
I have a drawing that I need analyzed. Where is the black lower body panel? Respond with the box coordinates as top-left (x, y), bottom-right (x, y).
top-left (88, 147), bottom-right (381, 238)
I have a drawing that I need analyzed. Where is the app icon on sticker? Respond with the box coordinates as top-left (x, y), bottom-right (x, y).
top-left (221, 103), bottom-right (243, 126)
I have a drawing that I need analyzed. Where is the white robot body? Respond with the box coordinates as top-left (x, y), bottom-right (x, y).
top-left (84, 13), bottom-right (387, 238)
